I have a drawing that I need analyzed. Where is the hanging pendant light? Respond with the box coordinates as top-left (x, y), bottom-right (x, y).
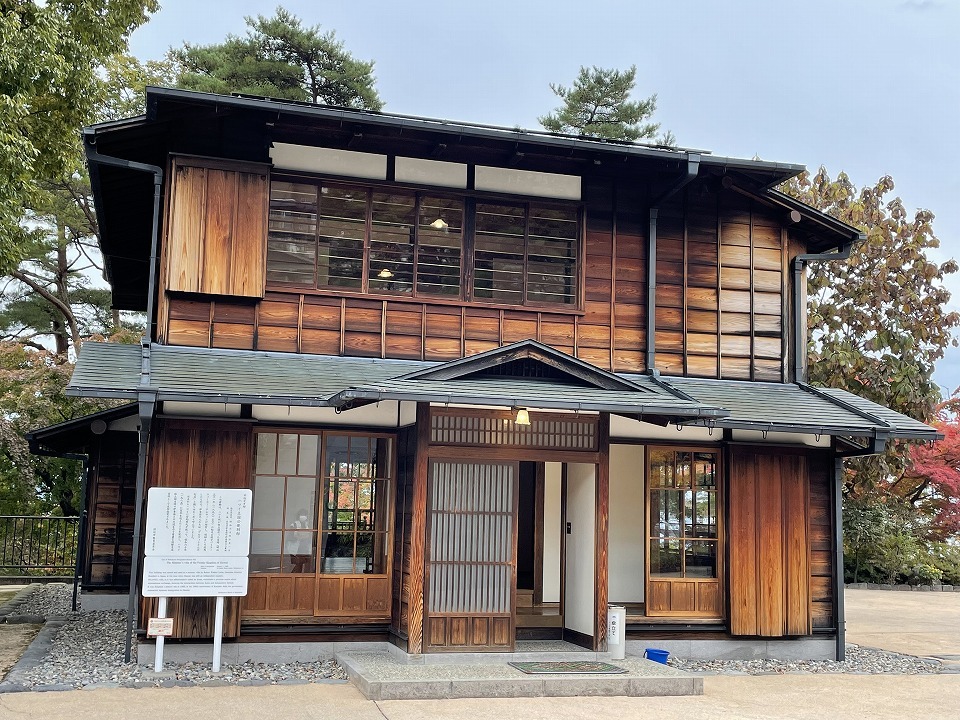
top-left (513, 407), bottom-right (531, 426)
top-left (429, 216), bottom-right (448, 230)
top-left (377, 268), bottom-right (394, 279)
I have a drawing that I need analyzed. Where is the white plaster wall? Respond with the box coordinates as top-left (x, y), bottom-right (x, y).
top-left (542, 462), bottom-right (562, 604)
top-left (564, 463), bottom-right (596, 637)
top-left (251, 401), bottom-right (411, 427)
top-left (609, 444), bottom-right (645, 603)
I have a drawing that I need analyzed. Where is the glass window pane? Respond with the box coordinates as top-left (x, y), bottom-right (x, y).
top-left (685, 540), bottom-right (717, 578)
top-left (325, 435), bottom-right (350, 478)
top-left (683, 489), bottom-right (694, 536)
top-left (676, 452), bottom-right (692, 489)
top-left (283, 529), bottom-right (315, 573)
top-left (356, 532), bottom-right (386, 574)
top-left (526, 206), bottom-right (577, 305)
top-left (277, 434), bottom-right (299, 476)
top-left (369, 192), bottom-right (416, 294)
top-left (648, 449), bottom-right (674, 488)
top-left (320, 532), bottom-right (356, 573)
top-left (285, 477), bottom-right (317, 526)
top-left (649, 490), bottom-right (682, 537)
top-left (650, 538), bottom-right (682, 577)
top-left (252, 476), bottom-right (284, 528)
top-left (298, 434), bottom-right (318, 476)
top-left (317, 185), bottom-right (365, 289)
top-left (417, 196), bottom-right (463, 297)
top-left (255, 433), bottom-right (277, 475)
top-left (267, 182), bottom-right (316, 287)
top-left (249, 530), bottom-right (282, 573)
top-left (474, 203), bottom-right (525, 303)
top-left (695, 452), bottom-right (716, 488)
top-left (694, 490), bottom-right (717, 538)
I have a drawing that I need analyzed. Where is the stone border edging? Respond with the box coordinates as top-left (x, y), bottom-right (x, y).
top-left (0, 585), bottom-right (45, 624)
top-left (846, 583), bottom-right (959, 592)
top-left (0, 619), bottom-right (67, 693)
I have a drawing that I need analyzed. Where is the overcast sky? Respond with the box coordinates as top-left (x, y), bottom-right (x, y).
top-left (129, 0), bottom-right (960, 391)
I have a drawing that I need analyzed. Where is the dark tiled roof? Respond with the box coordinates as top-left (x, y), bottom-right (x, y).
top-left (67, 343), bottom-right (939, 439)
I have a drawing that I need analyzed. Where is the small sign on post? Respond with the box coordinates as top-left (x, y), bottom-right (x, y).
top-left (147, 617), bottom-right (174, 637)
top-left (143, 488), bottom-right (252, 672)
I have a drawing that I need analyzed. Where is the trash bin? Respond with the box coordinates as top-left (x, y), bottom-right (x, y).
top-left (607, 604), bottom-right (626, 660)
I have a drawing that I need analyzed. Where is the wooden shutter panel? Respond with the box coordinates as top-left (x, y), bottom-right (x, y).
top-left (728, 448), bottom-right (811, 637)
top-left (166, 157), bottom-right (268, 298)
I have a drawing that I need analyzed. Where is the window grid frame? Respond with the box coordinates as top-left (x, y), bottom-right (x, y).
top-left (266, 174), bottom-right (583, 310)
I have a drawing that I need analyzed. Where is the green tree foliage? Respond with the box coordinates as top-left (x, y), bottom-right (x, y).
top-left (539, 65), bottom-right (670, 143)
top-left (0, 343), bottom-right (115, 515)
top-left (783, 169), bottom-right (960, 497)
top-left (2, 55), bottom-right (165, 357)
top-left (0, 0), bottom-right (158, 273)
top-left (170, 6), bottom-right (383, 110)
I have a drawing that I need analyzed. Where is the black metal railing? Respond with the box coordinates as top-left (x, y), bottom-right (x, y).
top-left (0, 516), bottom-right (79, 577)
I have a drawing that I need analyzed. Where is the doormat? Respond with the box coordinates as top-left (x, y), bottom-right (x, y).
top-left (508, 661), bottom-right (627, 674)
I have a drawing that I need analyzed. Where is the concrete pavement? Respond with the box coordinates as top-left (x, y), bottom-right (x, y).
top-left (845, 587), bottom-right (960, 662)
top-left (0, 588), bottom-right (958, 718)
top-left (0, 675), bottom-right (958, 720)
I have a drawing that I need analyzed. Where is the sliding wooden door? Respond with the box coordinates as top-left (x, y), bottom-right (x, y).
top-left (424, 460), bottom-right (518, 652)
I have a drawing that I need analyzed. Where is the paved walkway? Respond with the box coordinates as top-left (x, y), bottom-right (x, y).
top-left (0, 674), bottom-right (958, 720)
top-left (845, 588), bottom-right (960, 663)
top-left (0, 588), bottom-right (957, 718)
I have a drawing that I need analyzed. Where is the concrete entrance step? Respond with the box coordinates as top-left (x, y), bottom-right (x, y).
top-left (336, 650), bottom-right (702, 700)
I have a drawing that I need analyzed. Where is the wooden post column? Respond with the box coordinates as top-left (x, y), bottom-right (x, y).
top-left (406, 403), bottom-right (430, 653)
top-left (594, 412), bottom-right (610, 651)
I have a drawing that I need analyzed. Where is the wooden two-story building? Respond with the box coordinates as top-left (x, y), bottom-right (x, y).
top-left (32, 87), bottom-right (938, 662)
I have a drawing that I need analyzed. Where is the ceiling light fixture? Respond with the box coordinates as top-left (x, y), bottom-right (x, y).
top-left (429, 216), bottom-right (448, 230)
top-left (377, 268), bottom-right (394, 279)
top-left (513, 407), bottom-right (531, 426)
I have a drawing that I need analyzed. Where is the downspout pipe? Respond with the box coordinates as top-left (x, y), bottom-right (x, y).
top-left (125, 391), bottom-right (157, 663)
top-left (82, 139), bottom-right (164, 663)
top-left (82, 140), bottom-right (164, 343)
top-left (646, 155), bottom-right (701, 371)
top-left (791, 238), bottom-right (859, 383)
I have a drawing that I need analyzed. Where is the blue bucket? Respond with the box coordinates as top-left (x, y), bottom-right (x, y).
top-left (643, 648), bottom-right (670, 664)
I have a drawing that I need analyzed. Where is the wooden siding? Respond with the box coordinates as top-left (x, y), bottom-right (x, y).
top-left (163, 156), bottom-right (268, 301)
top-left (728, 447), bottom-right (811, 637)
top-left (655, 189), bottom-right (785, 381)
top-left (85, 434), bottom-right (138, 590)
top-left (142, 419), bottom-right (253, 639)
top-left (160, 173), bottom-right (791, 381)
top-left (808, 454), bottom-right (835, 630)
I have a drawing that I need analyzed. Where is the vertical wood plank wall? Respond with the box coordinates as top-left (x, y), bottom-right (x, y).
top-left (159, 166), bottom-right (792, 382)
top-left (85, 434), bottom-right (138, 590)
top-left (728, 447), bottom-right (812, 637)
top-left (142, 419), bottom-right (253, 639)
top-left (808, 454), bottom-right (835, 630)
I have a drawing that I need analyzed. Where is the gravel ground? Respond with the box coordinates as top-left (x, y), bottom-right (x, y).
top-left (2, 584), bottom-right (347, 690)
top-left (0, 584), bottom-right (946, 691)
top-left (668, 644), bottom-right (943, 675)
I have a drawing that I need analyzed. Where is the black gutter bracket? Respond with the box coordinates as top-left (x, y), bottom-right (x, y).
top-left (791, 238), bottom-right (860, 382)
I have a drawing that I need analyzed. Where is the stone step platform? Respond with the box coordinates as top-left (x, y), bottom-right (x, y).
top-left (336, 650), bottom-right (702, 700)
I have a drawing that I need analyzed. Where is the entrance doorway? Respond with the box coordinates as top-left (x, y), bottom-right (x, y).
top-left (516, 462), bottom-right (564, 638)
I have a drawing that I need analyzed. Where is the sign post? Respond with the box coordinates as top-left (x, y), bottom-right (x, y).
top-left (143, 488), bottom-right (251, 671)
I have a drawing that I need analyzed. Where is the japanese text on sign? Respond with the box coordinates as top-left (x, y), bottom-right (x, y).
top-left (145, 488), bottom-right (251, 558)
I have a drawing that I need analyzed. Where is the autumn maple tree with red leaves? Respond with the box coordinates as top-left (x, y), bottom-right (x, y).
top-left (891, 397), bottom-right (960, 539)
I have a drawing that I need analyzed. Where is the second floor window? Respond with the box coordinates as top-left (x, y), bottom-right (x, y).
top-left (267, 179), bottom-right (579, 307)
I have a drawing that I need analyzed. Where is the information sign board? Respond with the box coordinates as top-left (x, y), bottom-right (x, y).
top-left (142, 556), bottom-right (249, 597)
top-left (145, 488), bottom-right (251, 558)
